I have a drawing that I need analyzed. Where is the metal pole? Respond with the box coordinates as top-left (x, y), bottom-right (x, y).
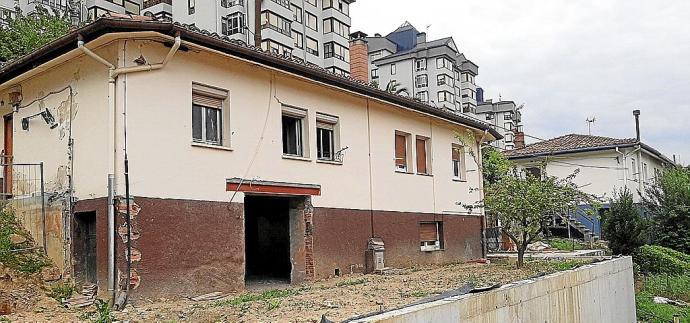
top-left (107, 174), bottom-right (115, 301)
top-left (40, 162), bottom-right (47, 253)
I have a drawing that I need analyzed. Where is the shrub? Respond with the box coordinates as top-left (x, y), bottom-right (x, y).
top-left (635, 245), bottom-right (690, 275)
top-left (643, 167), bottom-right (690, 254)
top-left (602, 188), bottom-right (648, 255)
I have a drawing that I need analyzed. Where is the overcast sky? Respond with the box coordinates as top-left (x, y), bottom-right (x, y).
top-left (351, 0), bottom-right (690, 165)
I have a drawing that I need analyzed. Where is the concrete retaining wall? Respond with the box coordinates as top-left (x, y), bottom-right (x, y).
top-left (353, 257), bottom-right (636, 323)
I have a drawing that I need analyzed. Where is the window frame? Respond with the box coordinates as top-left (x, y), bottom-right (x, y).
top-left (419, 221), bottom-right (443, 252)
top-left (394, 131), bottom-right (412, 173)
top-left (415, 58), bottom-right (427, 71)
top-left (417, 91), bottom-right (429, 103)
top-left (191, 83), bottom-right (229, 147)
top-left (415, 74), bottom-right (428, 88)
top-left (416, 136), bottom-right (431, 175)
top-left (391, 63), bottom-right (397, 75)
top-left (452, 144), bottom-right (466, 181)
top-left (291, 4), bottom-right (303, 23)
top-left (316, 113), bottom-right (340, 162)
top-left (305, 11), bottom-right (318, 31)
top-left (282, 106), bottom-right (309, 158)
top-left (371, 68), bottom-right (379, 79)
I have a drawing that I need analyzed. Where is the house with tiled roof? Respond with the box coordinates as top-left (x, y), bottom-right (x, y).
top-left (505, 133), bottom-right (674, 239)
top-left (0, 15), bottom-right (501, 300)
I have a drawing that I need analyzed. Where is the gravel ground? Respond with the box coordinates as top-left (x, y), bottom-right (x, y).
top-left (3, 259), bottom-right (591, 323)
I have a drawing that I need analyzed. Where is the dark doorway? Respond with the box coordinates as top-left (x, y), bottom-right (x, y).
top-left (244, 196), bottom-right (291, 282)
top-left (74, 212), bottom-right (97, 283)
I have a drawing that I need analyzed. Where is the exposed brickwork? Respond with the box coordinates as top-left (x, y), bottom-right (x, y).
top-left (349, 39), bottom-right (369, 83)
top-left (514, 131), bottom-right (526, 149)
top-left (303, 197), bottom-right (315, 280)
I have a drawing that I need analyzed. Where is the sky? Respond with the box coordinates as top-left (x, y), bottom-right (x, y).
top-left (351, 0), bottom-right (690, 165)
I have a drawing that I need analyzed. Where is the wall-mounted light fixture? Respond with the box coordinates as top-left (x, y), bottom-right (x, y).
top-left (21, 108), bottom-right (58, 131)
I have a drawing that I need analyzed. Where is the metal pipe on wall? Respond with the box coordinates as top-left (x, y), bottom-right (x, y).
top-left (107, 174), bottom-right (115, 300)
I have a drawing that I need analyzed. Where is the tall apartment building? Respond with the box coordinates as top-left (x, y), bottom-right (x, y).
top-left (349, 22), bottom-right (479, 115)
top-left (0, 0), bottom-right (354, 72)
top-left (0, 0), bottom-right (141, 26)
top-left (475, 98), bottom-right (524, 151)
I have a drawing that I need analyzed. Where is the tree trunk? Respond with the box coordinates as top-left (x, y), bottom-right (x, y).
top-left (517, 245), bottom-right (526, 268)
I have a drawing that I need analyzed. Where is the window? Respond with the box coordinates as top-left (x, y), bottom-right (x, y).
top-left (438, 91), bottom-right (454, 103)
top-left (222, 12), bottom-right (245, 36)
top-left (371, 68), bottom-right (379, 79)
top-left (452, 144), bottom-right (465, 180)
top-left (395, 132), bottom-right (410, 172)
top-left (415, 59), bottom-right (427, 71)
top-left (461, 73), bottom-right (475, 84)
top-left (323, 0), bottom-right (349, 14)
top-left (504, 112), bottom-right (513, 120)
top-left (221, 0), bottom-right (243, 7)
top-left (415, 74), bottom-right (428, 88)
top-left (261, 40), bottom-right (292, 57)
top-left (293, 31), bottom-right (304, 49)
top-left (437, 74), bottom-right (453, 86)
top-left (462, 103), bottom-right (476, 114)
top-left (631, 158), bottom-right (637, 181)
top-left (416, 91), bottom-right (429, 102)
top-left (306, 36), bottom-right (319, 56)
top-left (305, 12), bottom-right (318, 31)
top-left (282, 106), bottom-right (308, 157)
top-left (504, 133), bottom-right (513, 142)
top-left (420, 222), bottom-right (443, 251)
top-left (261, 11), bottom-right (291, 36)
top-left (526, 167), bottom-right (542, 179)
top-left (462, 88), bottom-right (475, 99)
top-left (391, 64), bottom-right (396, 75)
top-left (324, 42), bottom-right (350, 62)
top-left (188, 0), bottom-right (195, 14)
top-left (291, 4), bottom-right (302, 23)
top-left (192, 84), bottom-right (228, 146)
top-left (323, 18), bottom-right (350, 38)
top-left (643, 163), bottom-right (648, 181)
top-left (305, 0), bottom-right (316, 6)
top-left (504, 122), bottom-right (513, 131)
top-left (436, 57), bottom-right (453, 70)
top-left (416, 136), bottom-right (430, 175)
top-left (316, 113), bottom-right (339, 161)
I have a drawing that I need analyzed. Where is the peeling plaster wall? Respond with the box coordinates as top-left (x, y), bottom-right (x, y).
top-left (0, 44), bottom-right (115, 273)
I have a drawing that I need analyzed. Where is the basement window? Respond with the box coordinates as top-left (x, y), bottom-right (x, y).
top-left (420, 222), bottom-right (443, 252)
top-left (192, 83), bottom-right (228, 146)
top-left (282, 106), bottom-right (308, 157)
top-left (316, 113), bottom-right (339, 162)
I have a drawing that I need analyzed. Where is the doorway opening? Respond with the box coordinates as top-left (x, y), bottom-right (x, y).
top-left (73, 211), bottom-right (97, 284)
top-left (244, 195), bottom-right (291, 284)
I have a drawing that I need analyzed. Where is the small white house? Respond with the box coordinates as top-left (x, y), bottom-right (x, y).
top-left (505, 134), bottom-right (673, 202)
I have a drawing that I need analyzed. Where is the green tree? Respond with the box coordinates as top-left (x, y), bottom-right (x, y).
top-left (602, 188), bottom-right (648, 255)
top-left (482, 146), bottom-right (512, 186)
top-left (642, 167), bottom-right (690, 254)
top-left (472, 169), bottom-right (596, 268)
top-left (0, 6), bottom-right (70, 63)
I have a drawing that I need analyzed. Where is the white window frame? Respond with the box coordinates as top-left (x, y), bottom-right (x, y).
top-left (391, 63), bottom-right (397, 75)
top-left (282, 106), bottom-right (309, 157)
top-left (192, 83), bottom-right (229, 147)
top-left (415, 74), bottom-right (428, 88)
top-left (415, 58), bottom-right (427, 71)
top-left (417, 91), bottom-right (429, 102)
top-left (452, 144), bottom-right (466, 181)
top-left (316, 113), bottom-right (340, 162)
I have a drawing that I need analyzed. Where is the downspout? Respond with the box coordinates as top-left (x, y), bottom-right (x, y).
top-left (78, 34), bottom-right (181, 306)
top-left (477, 129), bottom-right (488, 258)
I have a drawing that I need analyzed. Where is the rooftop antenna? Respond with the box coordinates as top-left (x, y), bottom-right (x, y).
top-left (586, 117), bottom-right (596, 135)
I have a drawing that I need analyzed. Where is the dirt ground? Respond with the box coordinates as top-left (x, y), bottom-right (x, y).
top-left (1, 259), bottom-right (593, 323)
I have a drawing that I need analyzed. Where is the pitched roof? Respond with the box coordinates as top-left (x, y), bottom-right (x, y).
top-left (504, 134), bottom-right (673, 164)
top-left (0, 15), bottom-right (502, 140)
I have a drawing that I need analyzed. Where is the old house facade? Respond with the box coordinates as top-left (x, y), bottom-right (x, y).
top-left (0, 16), bottom-right (500, 299)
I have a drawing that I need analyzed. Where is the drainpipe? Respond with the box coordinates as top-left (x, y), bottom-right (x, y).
top-left (633, 110), bottom-right (643, 199)
top-left (77, 34), bottom-right (181, 306)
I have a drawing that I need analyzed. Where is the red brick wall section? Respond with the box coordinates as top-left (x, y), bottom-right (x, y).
top-left (75, 197), bottom-right (245, 299)
top-left (349, 40), bottom-right (369, 83)
top-left (312, 208), bottom-right (482, 279)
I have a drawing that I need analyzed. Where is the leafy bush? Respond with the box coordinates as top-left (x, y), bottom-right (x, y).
top-left (635, 245), bottom-right (690, 275)
top-left (602, 188), bottom-right (648, 255)
top-left (93, 299), bottom-right (113, 323)
top-left (48, 281), bottom-right (75, 302)
top-left (643, 167), bottom-right (690, 254)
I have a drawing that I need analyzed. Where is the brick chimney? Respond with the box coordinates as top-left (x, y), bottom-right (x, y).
top-left (513, 131), bottom-right (526, 149)
top-left (349, 31), bottom-right (369, 83)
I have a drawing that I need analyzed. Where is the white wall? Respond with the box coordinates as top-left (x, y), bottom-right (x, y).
top-left (353, 257), bottom-right (637, 323)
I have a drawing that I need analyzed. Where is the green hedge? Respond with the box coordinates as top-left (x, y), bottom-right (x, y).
top-left (635, 245), bottom-right (690, 276)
